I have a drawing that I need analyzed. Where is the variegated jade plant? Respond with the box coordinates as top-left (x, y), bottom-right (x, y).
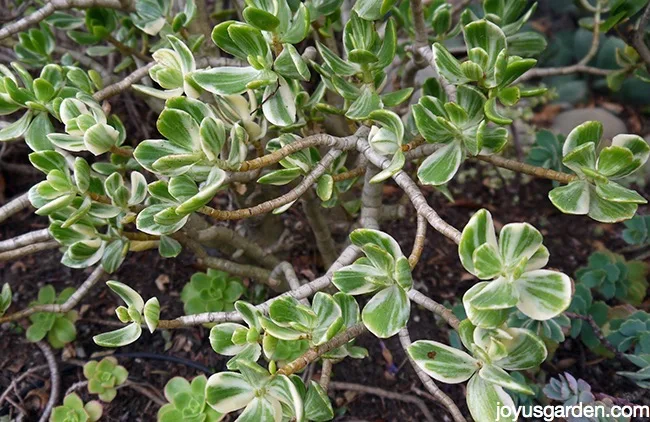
top-left (0, 0), bottom-right (649, 421)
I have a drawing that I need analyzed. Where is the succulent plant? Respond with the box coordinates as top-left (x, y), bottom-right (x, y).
top-left (567, 284), bottom-right (609, 350)
top-left (507, 310), bottom-right (571, 344)
top-left (158, 375), bottom-right (222, 422)
top-left (50, 393), bottom-right (102, 422)
top-left (576, 250), bottom-right (648, 306)
top-left (26, 285), bottom-right (78, 348)
top-left (607, 311), bottom-right (650, 356)
top-left (544, 372), bottom-right (594, 406)
top-left (181, 269), bottom-right (245, 315)
top-left (621, 214), bottom-right (650, 246)
top-left (83, 357), bottom-right (129, 402)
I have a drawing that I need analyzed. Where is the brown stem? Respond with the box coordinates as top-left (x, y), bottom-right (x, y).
top-left (319, 359), bottom-right (333, 391)
top-left (408, 214), bottom-right (427, 269)
top-left (303, 193), bottom-right (339, 268)
top-left (105, 34), bottom-right (152, 62)
top-left (410, 0), bottom-right (428, 47)
top-left (276, 323), bottom-right (367, 376)
top-left (565, 312), bottom-right (627, 360)
top-left (474, 154), bottom-right (577, 184)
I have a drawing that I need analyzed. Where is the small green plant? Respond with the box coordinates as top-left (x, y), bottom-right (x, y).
top-left (621, 214), bottom-right (650, 246)
top-left (526, 130), bottom-right (565, 182)
top-left (26, 285), bottom-right (78, 348)
top-left (607, 311), bottom-right (650, 357)
top-left (508, 310), bottom-right (571, 345)
top-left (50, 393), bottom-right (102, 422)
top-left (576, 250), bottom-right (648, 306)
top-left (83, 356), bottom-right (129, 402)
top-left (548, 122), bottom-right (649, 223)
top-left (181, 269), bottom-right (245, 314)
top-left (567, 284), bottom-right (609, 351)
top-left (158, 375), bottom-right (222, 422)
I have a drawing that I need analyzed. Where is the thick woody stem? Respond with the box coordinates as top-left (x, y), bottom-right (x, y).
top-left (0, 192), bottom-right (31, 224)
top-left (0, 267), bottom-right (105, 323)
top-left (197, 225), bottom-right (280, 269)
top-left (0, 241), bottom-right (60, 262)
top-left (399, 329), bottom-right (467, 422)
top-left (0, 229), bottom-right (51, 252)
top-left (0, 0), bottom-right (135, 40)
top-left (474, 154), bottom-right (577, 184)
top-left (276, 323), bottom-right (367, 376)
top-left (157, 244), bottom-right (360, 328)
top-left (410, 0), bottom-right (428, 48)
top-left (359, 165), bottom-right (383, 230)
top-left (319, 359), bottom-right (333, 391)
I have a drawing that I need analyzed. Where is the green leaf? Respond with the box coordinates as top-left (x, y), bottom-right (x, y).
top-left (205, 372), bottom-right (254, 413)
top-left (258, 168), bottom-right (302, 185)
top-left (498, 222), bottom-right (543, 267)
top-left (600, 134), bottom-right (650, 179)
top-left (417, 140), bottom-right (463, 186)
top-left (136, 204), bottom-right (189, 235)
top-left (159, 235), bottom-right (182, 258)
top-left (243, 7), bottom-right (280, 31)
top-left (432, 43), bottom-right (469, 84)
top-left (468, 276), bottom-right (517, 310)
top-left (193, 67), bottom-right (274, 95)
top-left (345, 85), bottom-right (380, 120)
top-left (464, 20), bottom-right (507, 74)
top-left (352, 0), bottom-right (397, 20)
top-left (371, 149), bottom-right (405, 183)
top-left (484, 97), bottom-right (512, 125)
top-left (595, 180), bottom-right (646, 204)
top-left (25, 112), bottom-right (54, 151)
top-left (143, 297), bottom-right (160, 333)
top-left (478, 364), bottom-right (533, 394)
top-left (588, 189), bottom-right (638, 223)
top-left (84, 122), bottom-right (118, 155)
top-left (513, 269), bottom-right (572, 320)
top-left (463, 282), bottom-right (510, 328)
top-left (312, 292), bottom-right (343, 345)
top-left (548, 180), bottom-right (590, 215)
top-left (563, 121), bottom-right (602, 157)
top-left (408, 340), bottom-right (479, 383)
top-left (472, 243), bottom-right (503, 279)
top-left (0, 110), bottom-right (33, 141)
top-left (361, 285), bottom-right (409, 338)
top-left (381, 87), bottom-right (413, 107)
top-left (467, 375), bottom-right (516, 422)
top-left (316, 42), bottom-right (359, 77)
top-left (263, 77), bottom-right (296, 127)
top-left (350, 228), bottom-right (403, 258)
top-left (167, 35), bottom-right (196, 75)
top-left (210, 322), bottom-right (248, 355)
top-left (304, 381), bottom-right (334, 422)
top-left (459, 209), bottom-right (498, 276)
top-left (227, 23), bottom-right (269, 61)
top-left (316, 174), bottom-right (334, 201)
top-left (492, 327), bottom-right (548, 370)
top-left (93, 322), bottom-right (142, 348)
top-left (106, 280), bottom-right (144, 312)
top-left (175, 167), bottom-right (227, 215)
top-left (101, 239), bottom-right (127, 273)
top-left (274, 44), bottom-right (310, 81)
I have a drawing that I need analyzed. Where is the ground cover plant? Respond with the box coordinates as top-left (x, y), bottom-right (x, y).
top-left (0, 0), bottom-right (650, 420)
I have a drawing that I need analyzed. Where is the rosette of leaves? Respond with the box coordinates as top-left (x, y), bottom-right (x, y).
top-left (607, 44), bottom-right (650, 91)
top-left (182, 269), bottom-right (245, 314)
top-left (0, 284), bottom-right (11, 317)
top-left (507, 310), bottom-right (571, 345)
top-left (459, 209), bottom-right (572, 328)
top-left (332, 229), bottom-right (412, 338)
top-left (548, 121), bottom-right (650, 223)
top-left (205, 360), bottom-right (304, 421)
top-left (134, 36), bottom-right (203, 99)
top-left (158, 375), bottom-right (222, 422)
top-left (432, 19), bottom-right (544, 125)
top-left (50, 393), bottom-right (102, 422)
top-left (408, 320), bottom-right (547, 422)
top-left (607, 311), bottom-right (650, 357)
top-left (83, 356), bottom-right (129, 402)
top-left (257, 134), bottom-right (357, 208)
top-left (575, 250), bottom-right (648, 306)
top-left (47, 93), bottom-right (124, 155)
top-left (192, 2), bottom-right (311, 127)
top-left (526, 130), bottom-right (565, 183)
top-left (0, 62), bottom-right (69, 151)
top-left (567, 284), bottom-right (609, 350)
top-left (543, 372), bottom-right (594, 406)
top-left (210, 301), bottom-right (265, 369)
top-left (621, 214), bottom-right (650, 246)
top-left (93, 281), bottom-right (159, 347)
top-left (412, 85), bottom-right (508, 185)
top-left (13, 23), bottom-right (55, 66)
top-left (26, 285), bottom-right (78, 348)
top-left (28, 149), bottom-right (148, 271)
top-left (313, 12), bottom-right (406, 120)
top-left (460, 1), bottom-right (547, 57)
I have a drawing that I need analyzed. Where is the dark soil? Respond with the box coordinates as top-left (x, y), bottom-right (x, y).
top-left (1, 132), bottom-right (648, 421)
